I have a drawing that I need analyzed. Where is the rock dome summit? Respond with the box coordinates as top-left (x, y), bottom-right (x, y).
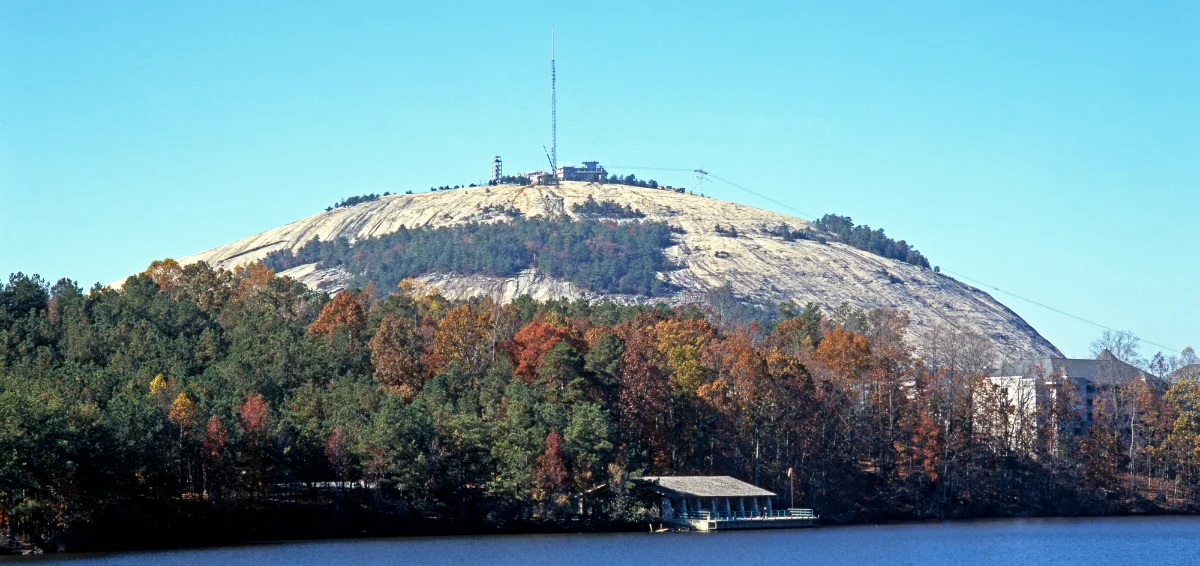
top-left (161, 181), bottom-right (1061, 362)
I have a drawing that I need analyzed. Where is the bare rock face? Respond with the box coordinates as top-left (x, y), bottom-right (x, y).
top-left (166, 182), bottom-right (1062, 362)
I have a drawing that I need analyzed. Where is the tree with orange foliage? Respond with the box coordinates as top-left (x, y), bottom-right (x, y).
top-left (508, 320), bottom-right (584, 383)
top-left (1134, 380), bottom-right (1175, 502)
top-left (232, 262), bottom-right (276, 299)
top-left (426, 304), bottom-right (492, 382)
top-left (143, 258), bottom-right (184, 293)
top-left (309, 291), bottom-right (367, 339)
top-left (614, 312), bottom-right (674, 470)
top-left (369, 315), bottom-right (424, 399)
top-left (888, 363), bottom-right (944, 515)
top-left (708, 329), bottom-right (776, 483)
top-left (1079, 389), bottom-right (1126, 494)
top-left (813, 326), bottom-right (872, 384)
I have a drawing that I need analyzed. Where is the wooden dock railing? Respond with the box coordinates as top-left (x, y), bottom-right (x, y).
top-left (675, 509), bottom-right (817, 521)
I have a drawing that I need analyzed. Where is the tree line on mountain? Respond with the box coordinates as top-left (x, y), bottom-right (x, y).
top-left (570, 196), bottom-right (645, 219)
top-left (491, 175), bottom-right (530, 185)
top-left (3, 264), bottom-right (1200, 552)
top-left (764, 223), bottom-right (826, 243)
top-left (326, 193), bottom-right (386, 212)
top-left (262, 216), bottom-right (678, 297)
top-left (326, 185), bottom-right (492, 209)
top-left (322, 188), bottom-right (930, 271)
top-left (812, 214), bottom-right (931, 268)
top-left (598, 172), bottom-right (660, 189)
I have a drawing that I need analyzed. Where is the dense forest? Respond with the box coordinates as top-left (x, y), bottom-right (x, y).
top-left (3, 264), bottom-right (1200, 552)
top-left (262, 216), bottom-right (678, 297)
top-left (813, 214), bottom-right (931, 268)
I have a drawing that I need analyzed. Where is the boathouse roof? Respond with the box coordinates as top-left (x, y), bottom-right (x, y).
top-left (636, 476), bottom-right (775, 498)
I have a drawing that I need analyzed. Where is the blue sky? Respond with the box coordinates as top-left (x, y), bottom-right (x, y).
top-left (1, 1), bottom-right (1197, 358)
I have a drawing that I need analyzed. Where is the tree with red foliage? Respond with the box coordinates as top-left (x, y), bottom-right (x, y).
top-left (326, 427), bottom-right (353, 483)
top-left (202, 416), bottom-right (228, 500)
top-left (508, 320), bottom-right (584, 383)
top-left (239, 392), bottom-right (269, 499)
top-left (614, 312), bottom-right (674, 470)
top-left (240, 392), bottom-right (269, 444)
top-left (708, 329), bottom-right (774, 482)
top-left (533, 430), bottom-right (569, 516)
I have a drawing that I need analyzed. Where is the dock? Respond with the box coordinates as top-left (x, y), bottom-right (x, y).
top-left (676, 508), bottom-right (819, 531)
top-left (635, 475), bottom-right (820, 532)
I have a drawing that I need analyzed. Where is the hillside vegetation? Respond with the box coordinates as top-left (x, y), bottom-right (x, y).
top-left (813, 214), bottom-right (931, 268)
top-left (0, 265), bottom-right (1189, 552)
top-left (162, 182), bottom-right (1062, 362)
top-left (263, 215), bottom-right (678, 296)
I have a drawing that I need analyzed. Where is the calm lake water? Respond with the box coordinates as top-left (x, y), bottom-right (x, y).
top-left (8, 515), bottom-right (1200, 565)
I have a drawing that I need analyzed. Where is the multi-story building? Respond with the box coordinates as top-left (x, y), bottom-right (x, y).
top-left (990, 349), bottom-right (1164, 438)
top-left (557, 160), bottom-right (606, 182)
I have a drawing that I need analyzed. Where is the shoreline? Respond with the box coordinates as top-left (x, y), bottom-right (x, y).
top-left (7, 508), bottom-right (1199, 557)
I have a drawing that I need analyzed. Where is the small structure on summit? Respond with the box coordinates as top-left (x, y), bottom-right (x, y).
top-left (557, 160), bottom-right (606, 182)
top-left (490, 156), bottom-right (503, 184)
top-left (522, 170), bottom-right (557, 185)
top-left (515, 160), bottom-right (604, 185)
top-left (635, 475), bottom-right (818, 531)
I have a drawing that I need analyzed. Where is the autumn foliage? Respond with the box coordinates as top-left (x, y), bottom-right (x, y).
top-left (240, 392), bottom-right (269, 443)
top-left (369, 315), bottom-right (424, 398)
top-left (4, 262), bottom-right (1199, 551)
top-left (309, 290), bottom-right (366, 338)
top-left (534, 430), bottom-right (569, 507)
top-left (509, 320), bottom-right (584, 382)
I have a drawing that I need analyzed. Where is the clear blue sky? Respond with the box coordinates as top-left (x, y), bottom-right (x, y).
top-left (2, 1), bottom-right (1197, 359)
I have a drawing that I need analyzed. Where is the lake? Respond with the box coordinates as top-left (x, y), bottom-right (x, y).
top-left (7, 515), bottom-right (1200, 565)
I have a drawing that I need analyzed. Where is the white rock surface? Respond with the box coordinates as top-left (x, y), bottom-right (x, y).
top-left (147, 182), bottom-right (1061, 361)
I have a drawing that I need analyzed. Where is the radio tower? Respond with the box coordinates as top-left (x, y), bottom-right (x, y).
top-left (550, 27), bottom-right (557, 179)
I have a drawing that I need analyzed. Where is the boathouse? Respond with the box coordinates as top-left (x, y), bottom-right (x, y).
top-left (635, 476), bottom-right (817, 531)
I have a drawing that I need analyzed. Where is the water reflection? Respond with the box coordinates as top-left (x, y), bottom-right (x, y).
top-left (7, 515), bottom-right (1200, 566)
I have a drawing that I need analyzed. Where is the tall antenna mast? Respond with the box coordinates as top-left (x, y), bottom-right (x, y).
top-left (550, 27), bottom-right (557, 179)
